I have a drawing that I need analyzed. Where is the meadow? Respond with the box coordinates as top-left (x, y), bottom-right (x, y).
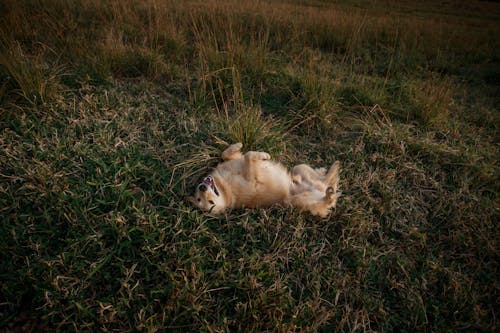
top-left (0, 0), bottom-right (498, 331)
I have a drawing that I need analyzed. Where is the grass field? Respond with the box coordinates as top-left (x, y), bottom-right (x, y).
top-left (1, 0), bottom-right (499, 331)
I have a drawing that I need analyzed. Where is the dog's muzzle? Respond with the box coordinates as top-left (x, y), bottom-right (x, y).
top-left (198, 176), bottom-right (219, 196)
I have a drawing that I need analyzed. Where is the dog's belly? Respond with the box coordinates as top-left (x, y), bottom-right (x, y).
top-left (234, 182), bottom-right (290, 208)
top-left (225, 162), bottom-right (291, 208)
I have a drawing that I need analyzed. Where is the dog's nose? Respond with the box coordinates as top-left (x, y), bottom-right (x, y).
top-left (198, 184), bottom-right (207, 192)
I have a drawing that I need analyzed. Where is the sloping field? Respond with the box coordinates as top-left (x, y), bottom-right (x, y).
top-left (1, 0), bottom-right (498, 331)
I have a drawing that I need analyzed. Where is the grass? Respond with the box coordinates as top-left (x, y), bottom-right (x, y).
top-left (0, 0), bottom-right (498, 331)
top-left (0, 41), bottom-right (64, 105)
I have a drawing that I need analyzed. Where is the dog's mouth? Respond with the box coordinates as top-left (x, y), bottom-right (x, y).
top-left (199, 176), bottom-right (220, 196)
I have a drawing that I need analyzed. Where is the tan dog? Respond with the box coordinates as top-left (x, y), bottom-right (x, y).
top-left (190, 143), bottom-right (340, 217)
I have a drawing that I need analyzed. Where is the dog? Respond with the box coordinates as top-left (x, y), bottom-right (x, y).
top-left (189, 143), bottom-right (340, 218)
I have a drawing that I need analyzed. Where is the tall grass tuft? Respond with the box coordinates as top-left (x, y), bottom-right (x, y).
top-left (222, 105), bottom-right (284, 152)
top-left (191, 4), bottom-right (273, 78)
top-left (286, 55), bottom-right (339, 132)
top-left (198, 66), bottom-right (286, 152)
top-left (98, 28), bottom-right (170, 79)
top-left (0, 41), bottom-right (63, 105)
top-left (408, 76), bottom-right (454, 128)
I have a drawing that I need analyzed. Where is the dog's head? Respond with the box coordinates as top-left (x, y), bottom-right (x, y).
top-left (189, 175), bottom-right (225, 213)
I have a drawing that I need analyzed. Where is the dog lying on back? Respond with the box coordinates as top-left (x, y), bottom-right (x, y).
top-left (189, 143), bottom-right (340, 218)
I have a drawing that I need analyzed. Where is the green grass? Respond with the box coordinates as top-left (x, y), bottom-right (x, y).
top-left (1, 0), bottom-right (498, 331)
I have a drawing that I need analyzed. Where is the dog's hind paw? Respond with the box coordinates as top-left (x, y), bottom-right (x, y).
top-left (326, 186), bottom-right (335, 200)
top-left (326, 186), bottom-right (341, 208)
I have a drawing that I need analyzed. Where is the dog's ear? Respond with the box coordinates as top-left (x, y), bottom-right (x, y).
top-left (187, 196), bottom-right (196, 205)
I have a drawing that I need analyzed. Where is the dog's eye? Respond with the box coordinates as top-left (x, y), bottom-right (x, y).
top-left (208, 200), bottom-right (215, 205)
top-left (197, 198), bottom-right (201, 202)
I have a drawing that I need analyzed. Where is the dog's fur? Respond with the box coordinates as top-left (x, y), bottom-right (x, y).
top-left (189, 143), bottom-right (340, 217)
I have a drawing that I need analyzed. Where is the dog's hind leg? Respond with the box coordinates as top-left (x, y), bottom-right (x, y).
top-left (289, 190), bottom-right (321, 213)
top-left (292, 164), bottom-right (323, 185)
top-left (291, 186), bottom-right (340, 218)
top-left (290, 190), bottom-right (331, 218)
top-left (222, 143), bottom-right (243, 161)
top-left (324, 161), bottom-right (340, 188)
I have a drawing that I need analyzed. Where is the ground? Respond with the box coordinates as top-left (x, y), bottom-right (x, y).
top-left (0, 0), bottom-right (498, 331)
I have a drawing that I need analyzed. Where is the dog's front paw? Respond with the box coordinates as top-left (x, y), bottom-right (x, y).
top-left (244, 151), bottom-right (271, 161)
